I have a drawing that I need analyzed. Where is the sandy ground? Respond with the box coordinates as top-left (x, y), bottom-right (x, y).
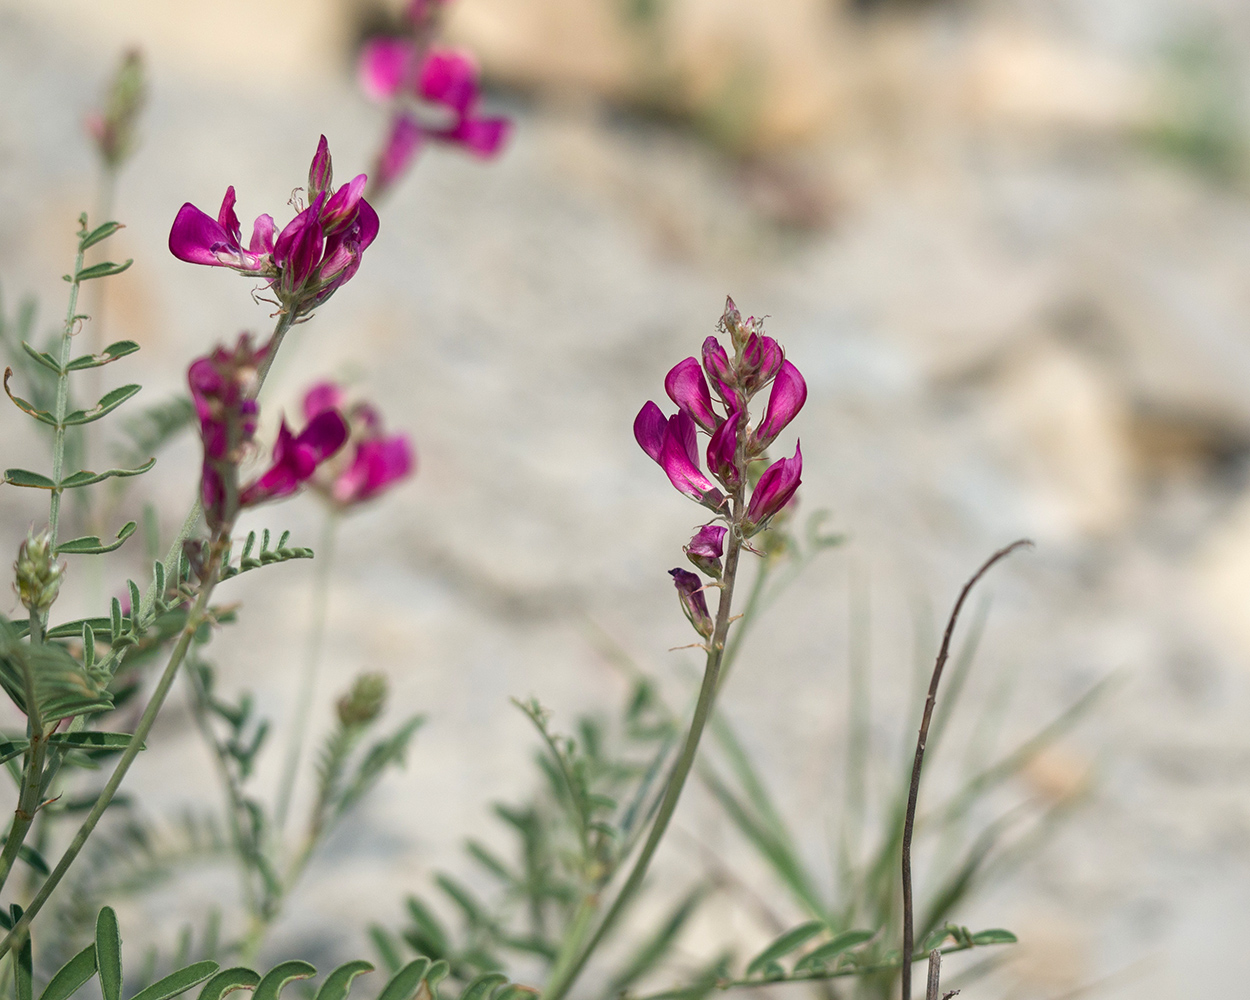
top-left (7, 2), bottom-right (1250, 997)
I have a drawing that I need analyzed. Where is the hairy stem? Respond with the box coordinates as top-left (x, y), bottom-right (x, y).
top-left (543, 525), bottom-right (744, 1000)
top-left (900, 541), bottom-right (1029, 1000)
top-left (47, 220), bottom-right (89, 550)
top-left (274, 508), bottom-right (338, 832)
top-left (0, 535), bottom-right (231, 960)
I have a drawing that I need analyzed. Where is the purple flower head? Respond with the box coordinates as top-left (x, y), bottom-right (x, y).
top-left (753, 360), bottom-right (807, 450)
top-left (701, 335), bottom-right (737, 406)
top-left (745, 441), bottom-right (802, 534)
top-left (665, 357), bottom-right (718, 433)
top-left (418, 49), bottom-right (512, 158)
top-left (684, 524), bottom-right (726, 578)
top-left (188, 334), bottom-right (270, 531)
top-left (669, 568), bottom-right (713, 639)
top-left (170, 136), bottom-right (379, 315)
top-left (303, 381), bottom-right (417, 507)
top-left (238, 410), bottom-right (350, 507)
top-left (706, 407), bottom-right (741, 489)
top-left (169, 187), bottom-right (272, 273)
top-left (740, 333), bottom-right (784, 394)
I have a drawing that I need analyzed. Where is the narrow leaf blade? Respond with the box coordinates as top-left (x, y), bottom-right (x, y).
top-left (74, 260), bottom-right (133, 282)
top-left (37, 944), bottom-right (97, 1000)
top-left (376, 960), bottom-right (429, 1000)
top-left (95, 907), bottom-right (122, 1000)
top-left (312, 962), bottom-right (373, 1000)
top-left (746, 921), bottom-right (826, 976)
top-left (4, 469), bottom-right (56, 489)
top-left (253, 962), bottom-right (316, 1000)
top-left (57, 522), bottom-right (137, 556)
top-left (195, 968), bottom-right (261, 1000)
top-left (80, 221), bottom-right (124, 251)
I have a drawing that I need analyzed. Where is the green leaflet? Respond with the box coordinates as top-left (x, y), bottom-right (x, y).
top-left (3, 468), bottom-right (56, 489)
top-left (0, 616), bottom-right (113, 724)
top-left (57, 521), bottom-right (137, 555)
top-left (96, 907), bottom-right (122, 1000)
top-left (745, 921), bottom-right (826, 976)
top-left (252, 961), bottom-right (316, 1000)
top-left (376, 959), bottom-right (429, 1000)
top-left (59, 458), bottom-right (155, 489)
top-left (70, 259), bottom-right (132, 282)
top-left (792, 930), bottom-right (875, 973)
top-left (195, 967), bottom-right (261, 1000)
top-left (458, 973), bottom-right (508, 1000)
top-left (64, 341), bottom-right (140, 370)
top-left (129, 961), bottom-right (220, 1000)
top-left (312, 962), bottom-right (374, 1000)
top-left (37, 944), bottom-right (97, 1000)
top-left (79, 221), bottom-right (124, 251)
top-left (62, 384), bottom-right (141, 426)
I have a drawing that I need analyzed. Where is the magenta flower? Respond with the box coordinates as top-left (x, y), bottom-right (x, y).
top-left (360, 36), bottom-right (511, 196)
top-left (685, 525), bottom-right (726, 578)
top-left (169, 136), bottom-right (379, 316)
top-left (188, 334), bottom-right (268, 531)
top-left (754, 360), bottom-right (807, 449)
top-left (744, 441), bottom-right (802, 533)
top-left (634, 403), bottom-right (726, 512)
top-left (665, 357), bottom-right (718, 433)
top-left (238, 411), bottom-right (350, 507)
top-left (303, 381), bottom-right (416, 507)
top-left (740, 333), bottom-right (784, 393)
top-left (669, 568), bottom-right (713, 638)
top-left (705, 408), bottom-right (741, 489)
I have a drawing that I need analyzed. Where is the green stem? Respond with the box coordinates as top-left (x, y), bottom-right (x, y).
top-left (542, 528), bottom-right (744, 1000)
top-left (274, 508), bottom-right (338, 832)
top-left (48, 219), bottom-right (90, 551)
top-left (0, 535), bottom-right (230, 961)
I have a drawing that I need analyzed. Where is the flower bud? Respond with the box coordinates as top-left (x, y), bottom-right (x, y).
top-left (669, 568), bottom-right (713, 639)
top-left (86, 50), bottom-right (146, 170)
top-left (684, 525), bottom-right (726, 579)
top-left (337, 672), bottom-right (388, 727)
top-left (15, 528), bottom-right (64, 615)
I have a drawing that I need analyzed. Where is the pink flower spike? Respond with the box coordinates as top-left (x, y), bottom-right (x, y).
top-left (419, 48), bottom-right (480, 114)
top-left (240, 410), bottom-right (349, 507)
top-left (685, 524), bottom-right (726, 578)
top-left (665, 357), bottom-right (718, 433)
top-left (634, 401), bottom-right (668, 463)
top-left (745, 440), bottom-right (802, 533)
top-left (332, 434), bottom-right (415, 504)
top-left (303, 381), bottom-right (347, 421)
top-left (669, 568), bottom-right (713, 638)
top-left (754, 360), bottom-right (807, 449)
top-left (359, 37), bottom-right (415, 101)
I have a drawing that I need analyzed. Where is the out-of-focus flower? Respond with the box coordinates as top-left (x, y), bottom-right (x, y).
top-left (238, 413), bottom-right (350, 507)
top-left (744, 441), bottom-right (802, 533)
top-left (302, 381), bottom-right (416, 507)
top-left (86, 49), bottom-right (146, 171)
top-left (169, 137), bottom-right (379, 317)
top-left (669, 568), bottom-right (713, 638)
top-left (684, 525), bottom-right (726, 579)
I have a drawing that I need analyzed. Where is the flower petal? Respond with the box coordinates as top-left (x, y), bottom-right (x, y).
top-left (169, 202), bottom-right (231, 266)
top-left (359, 37), bottom-right (415, 101)
top-left (745, 440), bottom-right (802, 530)
top-left (419, 48), bottom-right (480, 114)
top-left (303, 381), bottom-right (346, 420)
top-left (376, 113), bottom-right (424, 191)
top-left (665, 357), bottom-right (718, 433)
top-left (755, 360), bottom-right (807, 448)
top-left (634, 401), bottom-right (667, 463)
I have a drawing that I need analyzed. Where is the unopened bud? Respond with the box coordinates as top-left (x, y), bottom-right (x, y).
top-left (15, 528), bottom-right (64, 615)
top-left (337, 672), bottom-right (388, 727)
top-left (87, 49), bottom-right (146, 170)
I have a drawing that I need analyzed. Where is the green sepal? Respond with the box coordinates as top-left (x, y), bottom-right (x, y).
top-left (96, 906), bottom-right (123, 1000)
top-left (253, 961), bottom-right (316, 1000)
top-left (195, 968), bottom-right (261, 1000)
top-left (312, 961), bottom-right (373, 1000)
top-left (65, 341), bottom-right (141, 371)
top-left (130, 961), bottom-right (220, 1000)
top-left (746, 921), bottom-right (826, 976)
top-left (792, 930), bottom-right (875, 973)
top-left (19, 342), bottom-right (61, 375)
top-left (60, 458), bottom-right (155, 489)
top-left (458, 974), bottom-right (508, 1000)
top-left (376, 959), bottom-right (429, 1000)
top-left (79, 221), bottom-right (124, 252)
top-left (57, 521), bottom-right (137, 556)
top-left (70, 260), bottom-right (132, 282)
top-left (62, 384), bottom-right (141, 426)
top-left (37, 943), bottom-right (97, 1000)
top-left (4, 468), bottom-right (56, 489)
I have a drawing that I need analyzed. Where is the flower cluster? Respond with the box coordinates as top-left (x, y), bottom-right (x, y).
top-left (189, 335), bottom-right (349, 532)
top-left (634, 298), bottom-right (807, 637)
top-left (302, 381), bottom-right (415, 507)
top-left (169, 137), bottom-right (379, 318)
top-left (358, 0), bottom-right (510, 198)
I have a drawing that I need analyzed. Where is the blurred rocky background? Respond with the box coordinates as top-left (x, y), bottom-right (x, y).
top-left (5, 0), bottom-right (1250, 996)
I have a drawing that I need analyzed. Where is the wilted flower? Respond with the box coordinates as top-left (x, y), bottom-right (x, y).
top-left (14, 528), bottom-right (64, 615)
top-left (684, 525), bottom-right (726, 579)
top-left (669, 568), bottom-right (713, 639)
top-left (302, 381), bottom-right (416, 507)
top-left (169, 136), bottom-right (379, 317)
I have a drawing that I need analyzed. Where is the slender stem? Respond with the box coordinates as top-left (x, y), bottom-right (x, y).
top-left (48, 221), bottom-right (89, 550)
top-left (274, 508), bottom-right (338, 832)
top-left (0, 535), bottom-right (230, 961)
top-left (900, 541), bottom-right (1029, 1000)
top-left (542, 528), bottom-right (744, 1000)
